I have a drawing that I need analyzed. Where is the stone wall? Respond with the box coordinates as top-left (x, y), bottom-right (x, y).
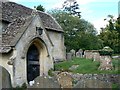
top-left (54, 72), bottom-right (120, 88)
top-left (69, 73), bottom-right (120, 85)
top-left (48, 31), bottom-right (66, 62)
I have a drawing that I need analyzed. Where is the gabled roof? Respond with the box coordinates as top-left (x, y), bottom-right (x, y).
top-left (2, 16), bottom-right (33, 46)
top-left (0, 1), bottom-right (64, 53)
top-left (1, 16), bottom-right (34, 53)
top-left (0, 1), bottom-right (63, 32)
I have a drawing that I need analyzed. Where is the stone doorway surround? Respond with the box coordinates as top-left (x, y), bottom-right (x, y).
top-left (27, 44), bottom-right (40, 83)
top-left (25, 38), bottom-right (49, 83)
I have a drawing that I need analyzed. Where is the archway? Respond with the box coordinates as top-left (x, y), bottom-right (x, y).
top-left (27, 44), bottom-right (40, 83)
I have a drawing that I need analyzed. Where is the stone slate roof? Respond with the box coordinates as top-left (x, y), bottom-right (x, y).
top-left (0, 1), bottom-right (63, 53)
top-left (1, 1), bottom-right (63, 31)
top-left (2, 16), bottom-right (33, 46)
top-left (1, 16), bottom-right (33, 53)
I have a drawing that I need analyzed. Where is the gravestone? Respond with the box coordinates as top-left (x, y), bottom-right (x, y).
top-left (92, 51), bottom-right (100, 61)
top-left (27, 76), bottom-right (60, 88)
top-left (98, 56), bottom-right (113, 70)
top-left (0, 66), bottom-right (12, 89)
top-left (66, 53), bottom-right (72, 60)
top-left (69, 65), bottom-right (79, 71)
top-left (76, 52), bottom-right (79, 58)
top-left (57, 72), bottom-right (73, 88)
top-left (76, 49), bottom-right (83, 58)
top-left (70, 49), bottom-right (76, 57)
top-left (84, 50), bottom-right (93, 59)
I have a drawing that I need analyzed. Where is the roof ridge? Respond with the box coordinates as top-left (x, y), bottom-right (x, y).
top-left (37, 10), bottom-right (63, 30)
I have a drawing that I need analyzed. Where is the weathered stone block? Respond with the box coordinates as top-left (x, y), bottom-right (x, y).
top-left (98, 56), bottom-right (113, 70)
top-left (57, 72), bottom-right (73, 88)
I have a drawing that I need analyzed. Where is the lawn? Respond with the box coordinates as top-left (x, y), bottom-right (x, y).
top-left (54, 57), bottom-right (120, 74)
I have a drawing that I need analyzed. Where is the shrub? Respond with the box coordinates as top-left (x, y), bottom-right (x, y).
top-left (99, 46), bottom-right (113, 56)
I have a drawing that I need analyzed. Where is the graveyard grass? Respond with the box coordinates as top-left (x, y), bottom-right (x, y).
top-left (54, 58), bottom-right (120, 74)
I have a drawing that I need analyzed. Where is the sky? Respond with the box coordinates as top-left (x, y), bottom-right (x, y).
top-left (9, 0), bottom-right (120, 34)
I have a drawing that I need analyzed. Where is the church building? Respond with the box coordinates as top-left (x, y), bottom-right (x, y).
top-left (0, 1), bottom-right (66, 87)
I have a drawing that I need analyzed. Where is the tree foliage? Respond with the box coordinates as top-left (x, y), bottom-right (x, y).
top-left (99, 15), bottom-right (120, 53)
top-left (115, 17), bottom-right (120, 33)
top-left (48, 10), bottom-right (103, 52)
top-left (62, 0), bottom-right (81, 18)
top-left (36, 5), bottom-right (45, 12)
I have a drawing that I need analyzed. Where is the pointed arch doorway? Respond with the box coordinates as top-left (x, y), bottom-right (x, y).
top-left (27, 44), bottom-right (40, 83)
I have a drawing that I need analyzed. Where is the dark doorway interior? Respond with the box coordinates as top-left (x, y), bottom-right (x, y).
top-left (27, 44), bottom-right (40, 83)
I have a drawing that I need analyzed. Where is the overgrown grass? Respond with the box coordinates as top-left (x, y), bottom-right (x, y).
top-left (112, 83), bottom-right (120, 90)
top-left (54, 58), bottom-right (119, 74)
top-left (112, 58), bottom-right (120, 73)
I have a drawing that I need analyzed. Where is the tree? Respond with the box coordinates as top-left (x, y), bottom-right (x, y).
top-left (115, 17), bottom-right (120, 33)
top-left (36, 5), bottom-right (45, 12)
top-left (99, 15), bottom-right (120, 53)
top-left (62, 0), bottom-right (81, 18)
top-left (48, 10), bottom-right (102, 51)
top-left (104, 15), bottom-right (115, 31)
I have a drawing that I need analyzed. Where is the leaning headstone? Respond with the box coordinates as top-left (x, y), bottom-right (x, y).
top-left (57, 72), bottom-right (73, 88)
top-left (0, 66), bottom-right (12, 89)
top-left (66, 53), bottom-right (72, 60)
top-left (70, 49), bottom-right (76, 57)
top-left (98, 55), bottom-right (113, 70)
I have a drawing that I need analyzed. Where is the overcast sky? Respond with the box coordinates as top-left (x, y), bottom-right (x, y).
top-left (9, 0), bottom-right (119, 34)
